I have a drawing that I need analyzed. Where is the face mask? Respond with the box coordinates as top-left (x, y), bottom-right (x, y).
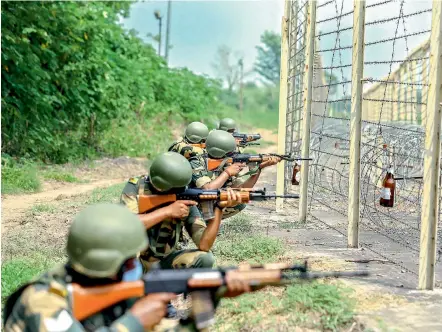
top-left (122, 259), bottom-right (143, 282)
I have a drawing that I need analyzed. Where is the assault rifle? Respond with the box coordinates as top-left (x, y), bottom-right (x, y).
top-left (232, 132), bottom-right (261, 145)
top-left (190, 141), bottom-right (261, 149)
top-left (138, 188), bottom-right (299, 213)
top-left (207, 153), bottom-right (313, 171)
top-left (70, 261), bottom-right (369, 329)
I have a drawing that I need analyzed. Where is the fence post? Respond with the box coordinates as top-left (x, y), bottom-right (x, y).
top-left (275, 0), bottom-right (290, 211)
top-left (347, 0), bottom-right (366, 248)
top-left (298, 0), bottom-right (317, 222)
top-left (290, 1), bottom-right (299, 146)
top-left (421, 57), bottom-right (429, 126)
top-left (418, 0), bottom-right (442, 290)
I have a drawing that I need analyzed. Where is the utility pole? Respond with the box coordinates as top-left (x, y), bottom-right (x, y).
top-left (238, 58), bottom-right (244, 112)
top-left (154, 10), bottom-right (163, 56)
top-left (165, 0), bottom-right (172, 63)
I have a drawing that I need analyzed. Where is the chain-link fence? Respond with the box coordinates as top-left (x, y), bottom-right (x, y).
top-left (279, 0), bottom-right (442, 288)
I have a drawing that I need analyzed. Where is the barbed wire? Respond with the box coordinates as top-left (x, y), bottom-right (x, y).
top-left (283, 0), bottom-right (440, 279)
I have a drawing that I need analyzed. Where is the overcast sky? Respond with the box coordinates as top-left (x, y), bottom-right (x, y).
top-left (122, 0), bottom-right (433, 93)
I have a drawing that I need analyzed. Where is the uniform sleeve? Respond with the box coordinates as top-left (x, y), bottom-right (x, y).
top-left (119, 181), bottom-right (139, 214)
top-left (4, 285), bottom-right (144, 332)
top-left (184, 206), bottom-right (206, 247)
top-left (188, 157), bottom-right (212, 189)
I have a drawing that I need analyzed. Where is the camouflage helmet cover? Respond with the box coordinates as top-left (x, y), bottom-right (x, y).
top-left (205, 130), bottom-right (237, 159)
top-left (149, 152), bottom-right (192, 191)
top-left (67, 203), bottom-right (148, 278)
top-left (218, 118), bottom-right (236, 132)
top-left (185, 122), bottom-right (209, 143)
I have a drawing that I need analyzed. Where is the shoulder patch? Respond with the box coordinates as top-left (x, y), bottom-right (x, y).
top-left (48, 281), bottom-right (67, 298)
top-left (128, 177), bottom-right (139, 185)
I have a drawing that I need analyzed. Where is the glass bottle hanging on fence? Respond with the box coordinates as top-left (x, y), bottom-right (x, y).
top-left (380, 167), bottom-right (395, 208)
top-left (291, 162), bottom-right (301, 186)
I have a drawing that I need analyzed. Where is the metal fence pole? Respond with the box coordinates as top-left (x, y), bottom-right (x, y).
top-left (290, 1), bottom-right (299, 146)
top-left (298, 0), bottom-right (317, 222)
top-left (276, 0), bottom-right (290, 211)
top-left (418, 0), bottom-right (442, 290)
top-left (347, 0), bottom-right (366, 248)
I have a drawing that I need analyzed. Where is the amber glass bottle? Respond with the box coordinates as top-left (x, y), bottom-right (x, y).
top-left (291, 162), bottom-right (301, 185)
top-left (380, 167), bottom-right (395, 207)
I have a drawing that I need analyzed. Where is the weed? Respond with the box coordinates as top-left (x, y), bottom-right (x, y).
top-left (214, 234), bottom-right (284, 264)
top-left (1, 156), bottom-right (41, 194)
top-left (30, 203), bottom-right (56, 214)
top-left (1, 254), bottom-right (63, 301)
top-left (86, 183), bottom-right (125, 204)
top-left (43, 169), bottom-right (80, 183)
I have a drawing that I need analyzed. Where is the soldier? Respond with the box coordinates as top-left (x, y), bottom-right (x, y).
top-left (3, 203), bottom-right (252, 331)
top-left (188, 130), bottom-right (280, 219)
top-left (168, 122), bottom-right (209, 159)
top-left (3, 203), bottom-right (176, 331)
top-left (218, 118), bottom-right (236, 133)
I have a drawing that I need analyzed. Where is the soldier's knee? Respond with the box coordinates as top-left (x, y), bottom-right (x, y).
top-left (192, 251), bottom-right (215, 268)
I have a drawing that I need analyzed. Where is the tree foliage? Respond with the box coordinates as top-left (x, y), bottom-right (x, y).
top-left (1, 2), bottom-right (220, 163)
top-left (254, 31), bottom-right (281, 85)
top-left (211, 45), bottom-right (241, 93)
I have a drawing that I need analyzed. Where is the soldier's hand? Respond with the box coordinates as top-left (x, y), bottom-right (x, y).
top-left (222, 188), bottom-right (243, 208)
top-left (167, 200), bottom-right (197, 219)
top-left (225, 163), bottom-right (245, 177)
top-left (130, 293), bottom-right (177, 329)
top-left (223, 272), bottom-right (252, 298)
top-left (259, 157), bottom-right (281, 169)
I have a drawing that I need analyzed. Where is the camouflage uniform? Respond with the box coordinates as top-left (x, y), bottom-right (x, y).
top-left (3, 264), bottom-right (201, 332)
top-left (188, 155), bottom-right (247, 220)
top-left (168, 137), bottom-right (206, 160)
top-left (120, 176), bottom-right (214, 272)
top-left (3, 265), bottom-right (143, 332)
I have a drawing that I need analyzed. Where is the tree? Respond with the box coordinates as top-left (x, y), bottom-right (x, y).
top-left (211, 45), bottom-right (241, 93)
top-left (324, 71), bottom-right (339, 96)
top-left (254, 31), bottom-right (281, 85)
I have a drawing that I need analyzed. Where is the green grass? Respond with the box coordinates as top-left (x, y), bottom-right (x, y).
top-left (1, 157), bottom-right (41, 194)
top-left (42, 169), bottom-right (80, 183)
top-left (86, 182), bottom-right (126, 204)
top-left (29, 203), bottom-right (56, 214)
top-left (215, 282), bottom-right (355, 331)
top-left (1, 254), bottom-right (62, 301)
top-left (214, 234), bottom-right (284, 264)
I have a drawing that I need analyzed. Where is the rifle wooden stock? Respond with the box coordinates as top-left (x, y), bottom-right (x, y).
top-left (207, 156), bottom-right (273, 171)
top-left (191, 143), bottom-right (206, 148)
top-left (138, 194), bottom-right (177, 214)
top-left (71, 280), bottom-right (144, 322)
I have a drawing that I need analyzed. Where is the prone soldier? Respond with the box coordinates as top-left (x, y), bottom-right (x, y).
top-left (119, 152), bottom-right (242, 316)
top-left (188, 130), bottom-right (279, 219)
top-left (3, 203), bottom-right (253, 332)
top-left (168, 122), bottom-right (208, 159)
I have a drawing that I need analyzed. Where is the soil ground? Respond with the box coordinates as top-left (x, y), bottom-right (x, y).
top-left (1, 128), bottom-right (441, 331)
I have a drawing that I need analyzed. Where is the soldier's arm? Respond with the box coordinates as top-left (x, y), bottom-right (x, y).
top-left (185, 206), bottom-right (222, 252)
top-left (120, 180), bottom-right (172, 230)
top-left (189, 157), bottom-right (229, 190)
top-left (4, 286), bottom-right (144, 332)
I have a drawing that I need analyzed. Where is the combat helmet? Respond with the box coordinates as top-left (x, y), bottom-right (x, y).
top-left (205, 130), bottom-right (237, 159)
top-left (218, 118), bottom-right (236, 132)
top-left (185, 122), bottom-right (209, 143)
top-left (149, 152), bottom-right (192, 191)
top-left (67, 203), bottom-right (148, 278)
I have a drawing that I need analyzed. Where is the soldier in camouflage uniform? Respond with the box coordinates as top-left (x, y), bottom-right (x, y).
top-left (3, 203), bottom-right (252, 332)
top-left (169, 122), bottom-right (209, 159)
top-left (3, 203), bottom-right (177, 332)
top-left (188, 130), bottom-right (280, 220)
top-left (119, 152), bottom-right (242, 272)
